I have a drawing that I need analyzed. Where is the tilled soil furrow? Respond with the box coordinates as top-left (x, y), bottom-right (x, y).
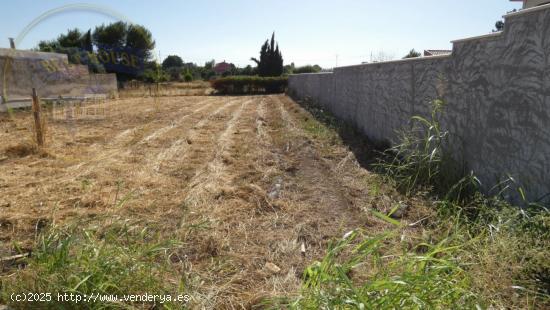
top-left (0, 97), bottom-right (227, 247)
top-left (177, 96), bottom-right (262, 307)
top-left (107, 97), bottom-right (204, 145)
top-left (181, 98), bottom-right (253, 207)
top-left (66, 97), bottom-right (233, 193)
top-left (138, 97), bottom-right (218, 145)
top-left (1, 94), bottom-right (381, 309)
top-left (67, 97), bottom-right (215, 173)
top-left (153, 97), bottom-right (241, 174)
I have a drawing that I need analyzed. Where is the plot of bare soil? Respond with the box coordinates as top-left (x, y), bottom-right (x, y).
top-left (0, 95), bottom-right (413, 307)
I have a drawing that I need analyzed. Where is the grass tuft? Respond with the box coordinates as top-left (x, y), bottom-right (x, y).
top-left (375, 99), bottom-right (472, 198)
top-left (1, 216), bottom-right (188, 309)
top-left (271, 229), bottom-right (481, 309)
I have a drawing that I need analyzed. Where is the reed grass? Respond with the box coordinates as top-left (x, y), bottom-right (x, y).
top-left (275, 98), bottom-right (550, 309)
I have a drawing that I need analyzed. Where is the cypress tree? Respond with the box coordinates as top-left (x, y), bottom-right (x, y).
top-left (251, 32), bottom-right (283, 77)
top-left (81, 30), bottom-right (93, 52)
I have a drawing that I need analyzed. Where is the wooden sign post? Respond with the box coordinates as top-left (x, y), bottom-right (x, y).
top-left (31, 88), bottom-right (44, 147)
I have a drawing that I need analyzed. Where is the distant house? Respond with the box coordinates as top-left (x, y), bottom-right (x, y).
top-left (213, 61), bottom-right (232, 75)
top-left (423, 50), bottom-right (452, 57)
top-left (511, 0), bottom-right (550, 9)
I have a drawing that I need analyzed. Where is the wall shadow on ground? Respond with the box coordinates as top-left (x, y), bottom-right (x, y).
top-left (289, 94), bottom-right (390, 171)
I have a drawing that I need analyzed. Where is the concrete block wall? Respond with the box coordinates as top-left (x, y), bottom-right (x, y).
top-left (0, 48), bottom-right (118, 108)
top-left (288, 5), bottom-right (550, 203)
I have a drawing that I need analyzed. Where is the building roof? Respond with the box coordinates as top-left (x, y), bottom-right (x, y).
top-left (424, 50), bottom-right (452, 57)
top-left (213, 61), bottom-right (232, 74)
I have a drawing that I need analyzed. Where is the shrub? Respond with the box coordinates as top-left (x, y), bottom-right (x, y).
top-left (292, 65), bottom-right (322, 74)
top-left (166, 67), bottom-right (182, 81)
top-left (184, 72), bottom-right (193, 82)
top-left (210, 76), bottom-right (287, 95)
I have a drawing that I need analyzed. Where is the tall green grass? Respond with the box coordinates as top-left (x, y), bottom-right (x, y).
top-left (375, 99), bottom-right (474, 198)
top-left (279, 205), bottom-right (549, 309)
top-left (1, 216), bottom-right (188, 309)
top-left (278, 98), bottom-right (549, 309)
top-left (288, 229), bottom-right (481, 309)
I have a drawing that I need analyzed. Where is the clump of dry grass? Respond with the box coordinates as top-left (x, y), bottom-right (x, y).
top-left (3, 143), bottom-right (51, 158)
top-left (3, 143), bottom-right (37, 157)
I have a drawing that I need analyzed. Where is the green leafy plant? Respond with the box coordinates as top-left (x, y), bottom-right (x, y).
top-left (403, 49), bottom-right (422, 59)
top-left (184, 72), bottom-right (193, 82)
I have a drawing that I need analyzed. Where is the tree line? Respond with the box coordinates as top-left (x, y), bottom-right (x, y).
top-left (38, 22), bottom-right (155, 81)
top-left (38, 25), bottom-right (324, 83)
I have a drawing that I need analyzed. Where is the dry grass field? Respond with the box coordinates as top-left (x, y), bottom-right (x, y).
top-left (0, 95), bottom-right (546, 309)
top-left (0, 95), bottom-right (419, 307)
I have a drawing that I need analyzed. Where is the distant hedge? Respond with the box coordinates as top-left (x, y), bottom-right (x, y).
top-left (210, 76), bottom-right (287, 94)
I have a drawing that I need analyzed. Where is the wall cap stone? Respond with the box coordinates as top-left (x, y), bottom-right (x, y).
top-left (289, 72), bottom-right (334, 76)
top-left (504, 2), bottom-right (550, 18)
top-left (451, 32), bottom-right (502, 44)
top-left (334, 54), bottom-right (451, 70)
top-left (0, 48), bottom-right (67, 60)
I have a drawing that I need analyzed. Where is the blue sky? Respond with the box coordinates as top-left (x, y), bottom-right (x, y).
top-left (0, 0), bottom-right (521, 68)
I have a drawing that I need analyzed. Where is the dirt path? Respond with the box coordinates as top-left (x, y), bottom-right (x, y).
top-left (0, 94), bottom-right (387, 308)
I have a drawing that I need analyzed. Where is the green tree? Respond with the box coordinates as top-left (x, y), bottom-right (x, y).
top-left (36, 22), bottom-right (155, 79)
top-left (37, 28), bottom-right (103, 72)
top-left (125, 24), bottom-right (155, 59)
top-left (165, 67), bottom-right (182, 81)
top-left (162, 55), bottom-right (184, 70)
top-left (494, 20), bottom-right (505, 32)
top-left (93, 22), bottom-right (154, 56)
top-left (37, 40), bottom-right (60, 53)
top-left (184, 71), bottom-right (193, 82)
top-left (142, 61), bottom-right (168, 83)
top-left (92, 22), bottom-right (155, 80)
top-left (204, 59), bottom-right (215, 70)
top-left (92, 21), bottom-right (127, 48)
top-left (201, 60), bottom-right (216, 80)
top-left (403, 49), bottom-right (421, 59)
top-left (251, 32), bottom-right (283, 77)
top-left (238, 65), bottom-right (255, 76)
top-left (81, 30), bottom-right (93, 52)
top-left (38, 28), bottom-right (91, 52)
top-left (284, 62), bottom-right (296, 74)
top-left (57, 29), bottom-right (83, 48)
top-left (293, 64), bottom-right (322, 74)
